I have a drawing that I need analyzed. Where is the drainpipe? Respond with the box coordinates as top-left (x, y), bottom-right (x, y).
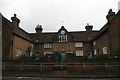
top-left (10, 35), bottom-right (14, 60)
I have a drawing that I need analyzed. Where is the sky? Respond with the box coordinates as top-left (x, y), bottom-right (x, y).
top-left (0, 0), bottom-right (120, 33)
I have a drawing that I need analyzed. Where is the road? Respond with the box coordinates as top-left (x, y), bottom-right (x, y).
top-left (2, 77), bottom-right (120, 80)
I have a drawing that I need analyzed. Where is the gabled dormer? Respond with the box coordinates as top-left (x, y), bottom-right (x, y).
top-left (53, 26), bottom-right (73, 43)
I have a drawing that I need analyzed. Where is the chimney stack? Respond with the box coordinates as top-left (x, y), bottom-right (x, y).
top-left (85, 23), bottom-right (93, 32)
top-left (11, 14), bottom-right (20, 27)
top-left (106, 9), bottom-right (115, 23)
top-left (35, 24), bottom-right (43, 34)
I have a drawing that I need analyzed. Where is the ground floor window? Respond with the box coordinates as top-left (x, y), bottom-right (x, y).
top-left (75, 50), bottom-right (83, 56)
top-left (16, 48), bottom-right (22, 57)
top-left (103, 47), bottom-right (107, 54)
top-left (44, 51), bottom-right (52, 56)
top-left (94, 50), bottom-right (97, 55)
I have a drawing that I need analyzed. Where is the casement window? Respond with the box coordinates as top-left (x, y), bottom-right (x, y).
top-left (93, 41), bottom-right (96, 46)
top-left (94, 49), bottom-right (97, 55)
top-left (75, 42), bottom-right (83, 47)
top-left (44, 51), bottom-right (52, 55)
top-left (44, 43), bottom-right (52, 48)
top-left (16, 48), bottom-right (22, 57)
top-left (75, 50), bottom-right (83, 56)
top-left (103, 47), bottom-right (107, 54)
top-left (59, 35), bottom-right (67, 42)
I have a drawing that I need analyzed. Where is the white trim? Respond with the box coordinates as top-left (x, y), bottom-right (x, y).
top-left (75, 50), bottom-right (83, 56)
top-left (93, 41), bottom-right (96, 46)
top-left (59, 35), bottom-right (67, 42)
top-left (75, 42), bottom-right (83, 47)
top-left (44, 43), bottom-right (52, 48)
top-left (94, 49), bottom-right (97, 55)
top-left (16, 48), bottom-right (22, 57)
top-left (44, 51), bottom-right (52, 55)
top-left (103, 47), bottom-right (107, 54)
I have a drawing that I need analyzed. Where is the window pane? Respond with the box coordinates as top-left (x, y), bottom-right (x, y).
top-left (94, 50), bottom-right (96, 55)
top-left (103, 47), bottom-right (107, 54)
top-left (59, 35), bottom-right (67, 42)
top-left (44, 43), bottom-right (52, 48)
top-left (75, 42), bottom-right (83, 47)
top-left (76, 50), bottom-right (83, 56)
top-left (16, 49), bottom-right (22, 57)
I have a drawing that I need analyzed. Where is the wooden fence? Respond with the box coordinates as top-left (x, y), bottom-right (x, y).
top-left (2, 62), bottom-right (120, 77)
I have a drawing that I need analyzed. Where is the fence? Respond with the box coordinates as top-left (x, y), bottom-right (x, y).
top-left (2, 62), bottom-right (120, 77)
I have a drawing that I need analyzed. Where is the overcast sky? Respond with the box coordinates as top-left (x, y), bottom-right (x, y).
top-left (0, 0), bottom-right (120, 33)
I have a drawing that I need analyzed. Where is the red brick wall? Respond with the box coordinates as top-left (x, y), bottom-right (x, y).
top-left (108, 12), bottom-right (119, 56)
top-left (12, 35), bottom-right (34, 58)
top-left (93, 31), bottom-right (110, 55)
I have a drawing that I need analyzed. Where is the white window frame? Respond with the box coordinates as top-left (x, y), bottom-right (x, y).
top-left (103, 47), bottom-right (107, 54)
top-left (44, 51), bottom-right (52, 55)
top-left (75, 50), bottom-right (83, 56)
top-left (16, 48), bottom-right (22, 57)
top-left (59, 35), bottom-right (67, 42)
top-left (93, 41), bottom-right (96, 46)
top-left (75, 42), bottom-right (83, 47)
top-left (94, 49), bottom-right (97, 55)
top-left (44, 43), bottom-right (52, 48)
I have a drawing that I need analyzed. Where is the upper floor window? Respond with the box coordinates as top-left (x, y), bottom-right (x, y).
top-left (59, 35), bottom-right (67, 42)
top-left (75, 42), bottom-right (83, 47)
top-left (44, 43), bottom-right (52, 48)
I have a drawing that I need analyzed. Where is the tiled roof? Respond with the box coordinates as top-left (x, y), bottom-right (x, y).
top-left (29, 33), bottom-right (56, 43)
top-left (70, 31), bottom-right (99, 42)
top-left (3, 10), bottom-right (119, 43)
top-left (2, 16), bottom-right (31, 42)
top-left (13, 27), bottom-right (31, 41)
top-left (2, 15), bottom-right (99, 43)
top-left (92, 10), bottom-right (120, 40)
top-left (29, 31), bottom-right (99, 43)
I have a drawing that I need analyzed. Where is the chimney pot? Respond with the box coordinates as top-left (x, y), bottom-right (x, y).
top-left (35, 24), bottom-right (43, 34)
top-left (106, 9), bottom-right (115, 23)
top-left (11, 14), bottom-right (20, 27)
top-left (85, 23), bottom-right (93, 32)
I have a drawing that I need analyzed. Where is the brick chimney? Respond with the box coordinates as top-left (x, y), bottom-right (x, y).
top-left (35, 24), bottom-right (43, 34)
top-left (11, 14), bottom-right (20, 27)
top-left (85, 23), bottom-right (93, 32)
top-left (106, 9), bottom-right (115, 23)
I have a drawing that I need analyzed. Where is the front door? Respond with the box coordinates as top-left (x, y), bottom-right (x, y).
top-left (87, 51), bottom-right (93, 59)
top-left (35, 52), bottom-right (40, 60)
top-left (61, 51), bottom-right (65, 63)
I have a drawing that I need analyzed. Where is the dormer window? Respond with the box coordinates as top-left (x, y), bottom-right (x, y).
top-left (59, 35), bottom-right (67, 42)
top-left (59, 30), bottom-right (67, 42)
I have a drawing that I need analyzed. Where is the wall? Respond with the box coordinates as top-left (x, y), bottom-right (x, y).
top-left (2, 18), bottom-right (13, 59)
top-left (35, 42), bottom-right (92, 57)
top-left (108, 11), bottom-right (119, 56)
top-left (12, 35), bottom-right (34, 58)
top-left (93, 31), bottom-right (110, 55)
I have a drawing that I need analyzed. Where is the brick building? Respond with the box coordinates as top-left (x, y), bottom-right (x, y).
top-left (1, 9), bottom-right (120, 62)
